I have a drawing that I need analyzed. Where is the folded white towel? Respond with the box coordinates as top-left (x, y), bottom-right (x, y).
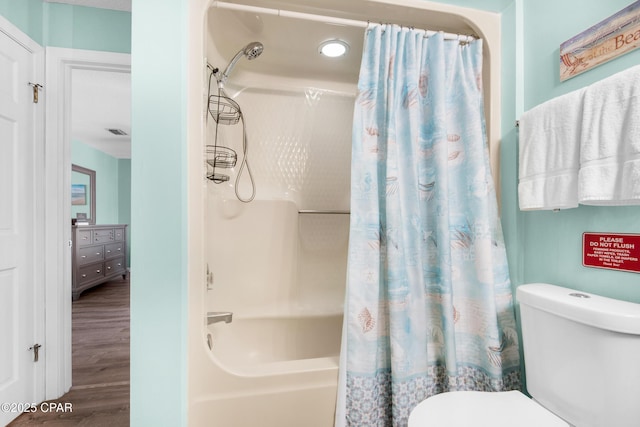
top-left (518, 88), bottom-right (585, 210)
top-left (579, 65), bottom-right (640, 206)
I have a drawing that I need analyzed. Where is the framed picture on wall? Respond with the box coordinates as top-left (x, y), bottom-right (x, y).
top-left (560, 1), bottom-right (640, 81)
top-left (71, 184), bottom-right (86, 205)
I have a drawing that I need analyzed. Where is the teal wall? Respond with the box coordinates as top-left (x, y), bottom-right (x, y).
top-left (43, 2), bottom-right (130, 53)
top-left (72, 140), bottom-right (119, 224)
top-left (501, 0), bottom-right (640, 305)
top-left (0, 0), bottom-right (43, 42)
top-left (130, 0), bottom-right (187, 425)
top-left (5, 0), bottom-right (640, 425)
top-left (0, 1), bottom-right (185, 425)
top-left (498, 0), bottom-right (640, 395)
top-left (72, 141), bottom-right (132, 268)
top-left (0, 0), bottom-right (130, 53)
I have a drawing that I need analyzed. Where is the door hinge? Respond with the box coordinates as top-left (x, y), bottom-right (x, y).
top-left (27, 82), bottom-right (43, 103)
top-left (29, 343), bottom-right (42, 362)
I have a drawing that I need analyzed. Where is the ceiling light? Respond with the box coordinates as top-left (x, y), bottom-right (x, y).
top-left (319, 40), bottom-right (349, 58)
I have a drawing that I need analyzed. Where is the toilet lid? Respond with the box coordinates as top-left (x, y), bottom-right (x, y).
top-left (408, 391), bottom-right (569, 427)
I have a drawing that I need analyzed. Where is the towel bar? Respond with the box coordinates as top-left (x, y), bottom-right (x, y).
top-left (298, 210), bottom-right (350, 214)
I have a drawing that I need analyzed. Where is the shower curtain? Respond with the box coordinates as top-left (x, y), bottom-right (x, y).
top-left (336, 24), bottom-right (521, 427)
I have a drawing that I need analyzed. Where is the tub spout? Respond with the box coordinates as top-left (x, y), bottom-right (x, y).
top-left (207, 311), bottom-right (233, 325)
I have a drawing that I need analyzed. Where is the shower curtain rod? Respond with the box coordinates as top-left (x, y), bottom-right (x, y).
top-left (212, 1), bottom-right (477, 42)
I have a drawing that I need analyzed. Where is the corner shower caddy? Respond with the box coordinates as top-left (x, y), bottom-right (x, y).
top-left (206, 90), bottom-right (241, 183)
top-left (205, 60), bottom-right (256, 202)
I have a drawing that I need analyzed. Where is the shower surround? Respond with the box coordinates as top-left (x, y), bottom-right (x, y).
top-left (196, 79), bottom-right (353, 425)
top-left (187, 1), bottom-right (502, 425)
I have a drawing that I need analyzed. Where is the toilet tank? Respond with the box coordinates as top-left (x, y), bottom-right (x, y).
top-left (517, 283), bottom-right (640, 427)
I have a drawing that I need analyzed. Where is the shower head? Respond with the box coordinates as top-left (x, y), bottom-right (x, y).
top-left (242, 41), bottom-right (264, 60)
top-left (219, 41), bottom-right (264, 85)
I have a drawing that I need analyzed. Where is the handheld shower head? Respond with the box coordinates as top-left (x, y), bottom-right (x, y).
top-left (219, 41), bottom-right (264, 86)
top-left (243, 41), bottom-right (264, 60)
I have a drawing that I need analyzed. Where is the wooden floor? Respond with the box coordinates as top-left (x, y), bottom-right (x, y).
top-left (9, 278), bottom-right (130, 426)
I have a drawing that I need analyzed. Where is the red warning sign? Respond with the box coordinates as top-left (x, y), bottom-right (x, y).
top-left (583, 233), bottom-right (640, 273)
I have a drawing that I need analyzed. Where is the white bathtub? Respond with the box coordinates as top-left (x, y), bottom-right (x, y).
top-left (190, 313), bottom-right (342, 426)
top-left (190, 193), bottom-right (349, 426)
top-left (209, 314), bottom-right (343, 374)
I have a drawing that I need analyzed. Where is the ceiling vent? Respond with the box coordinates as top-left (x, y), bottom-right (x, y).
top-left (107, 128), bottom-right (128, 136)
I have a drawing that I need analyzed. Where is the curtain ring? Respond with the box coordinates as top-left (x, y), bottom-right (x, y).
top-left (366, 21), bottom-right (375, 33)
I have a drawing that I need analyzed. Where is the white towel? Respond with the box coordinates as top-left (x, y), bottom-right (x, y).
top-left (579, 65), bottom-right (640, 206)
top-left (518, 88), bottom-right (585, 210)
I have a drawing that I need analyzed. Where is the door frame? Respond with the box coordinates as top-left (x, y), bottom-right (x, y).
top-left (44, 47), bottom-right (130, 399)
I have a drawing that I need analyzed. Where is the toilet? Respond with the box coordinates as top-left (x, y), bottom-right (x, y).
top-left (408, 283), bottom-right (640, 427)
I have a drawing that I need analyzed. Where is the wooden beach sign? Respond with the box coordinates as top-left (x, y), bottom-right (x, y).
top-left (560, 0), bottom-right (640, 81)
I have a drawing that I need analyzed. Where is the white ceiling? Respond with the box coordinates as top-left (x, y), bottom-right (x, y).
top-left (44, 0), bottom-right (131, 12)
top-left (71, 69), bottom-right (131, 159)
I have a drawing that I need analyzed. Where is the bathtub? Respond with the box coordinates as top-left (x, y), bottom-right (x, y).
top-left (190, 312), bottom-right (342, 426)
top-left (190, 193), bottom-right (349, 426)
top-left (208, 314), bottom-right (343, 374)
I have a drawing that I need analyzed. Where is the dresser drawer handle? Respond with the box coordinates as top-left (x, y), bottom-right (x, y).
top-left (81, 274), bottom-right (87, 278)
top-left (106, 250), bottom-right (111, 254)
top-left (96, 252), bottom-right (101, 256)
top-left (81, 255), bottom-right (86, 259)
top-left (117, 263), bottom-right (121, 267)
top-left (82, 236), bottom-right (88, 240)
top-left (107, 266), bottom-right (111, 270)
top-left (96, 269), bottom-right (101, 274)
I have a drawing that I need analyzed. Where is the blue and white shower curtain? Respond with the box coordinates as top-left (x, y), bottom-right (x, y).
top-left (336, 24), bottom-right (521, 427)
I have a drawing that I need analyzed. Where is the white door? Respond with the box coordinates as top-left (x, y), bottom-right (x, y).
top-left (0, 28), bottom-right (42, 426)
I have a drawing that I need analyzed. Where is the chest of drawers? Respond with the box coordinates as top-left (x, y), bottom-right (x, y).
top-left (72, 224), bottom-right (128, 300)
